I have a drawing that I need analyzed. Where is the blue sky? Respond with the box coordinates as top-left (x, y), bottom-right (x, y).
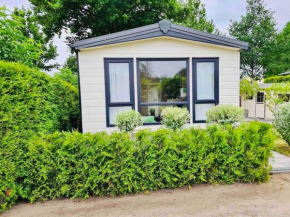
top-left (2, 0), bottom-right (290, 68)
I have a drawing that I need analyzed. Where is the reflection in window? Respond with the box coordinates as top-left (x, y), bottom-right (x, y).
top-left (139, 60), bottom-right (187, 103)
top-left (140, 105), bottom-right (187, 123)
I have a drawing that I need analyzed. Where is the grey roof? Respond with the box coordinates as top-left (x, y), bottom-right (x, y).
top-left (279, 71), bottom-right (290, 76)
top-left (70, 19), bottom-right (249, 50)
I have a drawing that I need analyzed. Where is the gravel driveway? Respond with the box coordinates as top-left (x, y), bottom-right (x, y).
top-left (2, 173), bottom-right (290, 217)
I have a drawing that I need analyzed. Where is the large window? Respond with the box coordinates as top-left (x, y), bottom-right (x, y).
top-left (137, 58), bottom-right (189, 124)
top-left (193, 58), bottom-right (219, 122)
top-left (104, 58), bottom-right (134, 126)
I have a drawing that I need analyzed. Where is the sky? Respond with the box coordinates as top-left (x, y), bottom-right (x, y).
top-left (2, 0), bottom-right (290, 69)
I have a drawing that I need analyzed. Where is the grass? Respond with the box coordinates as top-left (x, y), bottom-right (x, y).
top-left (273, 139), bottom-right (290, 156)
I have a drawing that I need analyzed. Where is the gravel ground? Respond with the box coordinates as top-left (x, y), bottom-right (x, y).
top-left (2, 173), bottom-right (290, 217)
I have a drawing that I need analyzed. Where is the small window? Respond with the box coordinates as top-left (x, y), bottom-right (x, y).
top-left (105, 58), bottom-right (134, 126)
top-left (256, 92), bottom-right (264, 103)
top-left (192, 58), bottom-right (219, 122)
top-left (278, 94), bottom-right (290, 102)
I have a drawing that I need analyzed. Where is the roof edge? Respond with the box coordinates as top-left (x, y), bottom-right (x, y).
top-left (70, 19), bottom-right (249, 50)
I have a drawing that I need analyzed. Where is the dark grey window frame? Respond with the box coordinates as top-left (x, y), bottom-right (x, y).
top-left (192, 58), bottom-right (219, 123)
top-left (256, 91), bottom-right (264, 104)
top-left (137, 58), bottom-right (190, 125)
top-left (104, 58), bottom-right (135, 127)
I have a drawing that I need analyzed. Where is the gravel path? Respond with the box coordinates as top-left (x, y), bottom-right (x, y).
top-left (2, 173), bottom-right (290, 217)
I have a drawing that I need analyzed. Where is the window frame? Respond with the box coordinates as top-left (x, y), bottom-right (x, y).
top-left (137, 58), bottom-right (190, 125)
top-left (104, 58), bottom-right (135, 127)
top-left (192, 58), bottom-right (219, 123)
top-left (256, 91), bottom-right (264, 104)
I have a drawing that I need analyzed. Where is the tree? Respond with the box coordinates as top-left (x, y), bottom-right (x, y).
top-left (54, 68), bottom-right (78, 87)
top-left (12, 7), bottom-right (59, 71)
top-left (264, 22), bottom-right (290, 77)
top-left (229, 0), bottom-right (277, 80)
top-left (64, 55), bottom-right (77, 73)
top-left (264, 83), bottom-right (290, 115)
top-left (29, 0), bottom-right (217, 44)
top-left (240, 78), bottom-right (259, 100)
top-left (0, 6), bottom-right (43, 68)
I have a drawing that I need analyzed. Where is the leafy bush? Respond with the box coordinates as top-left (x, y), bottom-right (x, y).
top-left (273, 103), bottom-right (290, 145)
top-left (54, 67), bottom-right (78, 87)
top-left (161, 107), bottom-right (190, 130)
top-left (0, 122), bottom-right (274, 212)
top-left (0, 61), bottom-right (79, 135)
top-left (115, 110), bottom-right (143, 133)
top-left (264, 75), bottom-right (290, 83)
top-left (206, 104), bottom-right (244, 124)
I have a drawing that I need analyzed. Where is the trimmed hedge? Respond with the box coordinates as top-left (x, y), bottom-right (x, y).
top-left (0, 122), bottom-right (274, 212)
top-left (264, 74), bottom-right (290, 83)
top-left (0, 61), bottom-right (79, 134)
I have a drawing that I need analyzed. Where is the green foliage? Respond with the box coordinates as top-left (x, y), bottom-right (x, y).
top-left (229, 0), bottom-right (277, 80)
top-left (161, 107), bottom-right (190, 130)
top-left (63, 55), bottom-right (77, 74)
top-left (115, 110), bottom-right (143, 133)
top-left (206, 104), bottom-right (244, 124)
top-left (0, 61), bottom-right (79, 135)
top-left (12, 7), bottom-right (59, 71)
top-left (29, 0), bottom-right (218, 44)
top-left (54, 67), bottom-right (78, 87)
top-left (264, 75), bottom-right (290, 83)
top-left (264, 22), bottom-right (290, 77)
top-left (0, 7), bottom-right (43, 68)
top-left (0, 122), bottom-right (274, 212)
top-left (240, 78), bottom-right (260, 99)
top-left (264, 83), bottom-right (290, 114)
top-left (273, 103), bottom-right (290, 145)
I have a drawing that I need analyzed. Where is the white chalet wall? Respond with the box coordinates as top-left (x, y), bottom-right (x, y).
top-left (78, 36), bottom-right (241, 133)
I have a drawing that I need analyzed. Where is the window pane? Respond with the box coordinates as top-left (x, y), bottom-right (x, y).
top-left (257, 92), bottom-right (264, 103)
top-left (109, 106), bottom-right (132, 125)
top-left (195, 104), bottom-right (215, 121)
top-left (140, 105), bottom-right (188, 123)
top-left (139, 60), bottom-right (187, 103)
top-left (197, 62), bottom-right (214, 100)
top-left (109, 63), bottom-right (130, 102)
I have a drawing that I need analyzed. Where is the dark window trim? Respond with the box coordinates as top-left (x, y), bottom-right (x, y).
top-left (104, 58), bottom-right (135, 127)
top-left (76, 50), bottom-right (83, 133)
top-left (256, 91), bottom-right (264, 104)
top-left (137, 58), bottom-right (190, 125)
top-left (192, 58), bottom-right (219, 123)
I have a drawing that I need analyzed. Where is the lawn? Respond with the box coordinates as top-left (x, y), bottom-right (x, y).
top-left (273, 139), bottom-right (290, 156)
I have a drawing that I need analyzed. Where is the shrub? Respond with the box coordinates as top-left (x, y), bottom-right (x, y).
top-left (161, 107), bottom-right (190, 130)
top-left (54, 67), bottom-right (78, 87)
top-left (115, 110), bottom-right (143, 133)
top-left (206, 104), bottom-right (244, 124)
top-left (0, 61), bottom-right (79, 135)
top-left (273, 103), bottom-right (290, 145)
top-left (0, 122), bottom-right (274, 213)
top-left (264, 75), bottom-right (290, 83)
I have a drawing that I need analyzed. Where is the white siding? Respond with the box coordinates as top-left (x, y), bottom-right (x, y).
top-left (79, 37), bottom-right (240, 133)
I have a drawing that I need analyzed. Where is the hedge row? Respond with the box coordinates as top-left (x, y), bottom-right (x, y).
top-left (264, 74), bottom-right (290, 83)
top-left (0, 61), bottom-right (79, 135)
top-left (0, 122), bottom-right (274, 212)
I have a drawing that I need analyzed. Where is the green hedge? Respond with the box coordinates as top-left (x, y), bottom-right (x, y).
top-left (0, 122), bottom-right (274, 212)
top-left (0, 61), bottom-right (79, 135)
top-left (264, 74), bottom-right (290, 83)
